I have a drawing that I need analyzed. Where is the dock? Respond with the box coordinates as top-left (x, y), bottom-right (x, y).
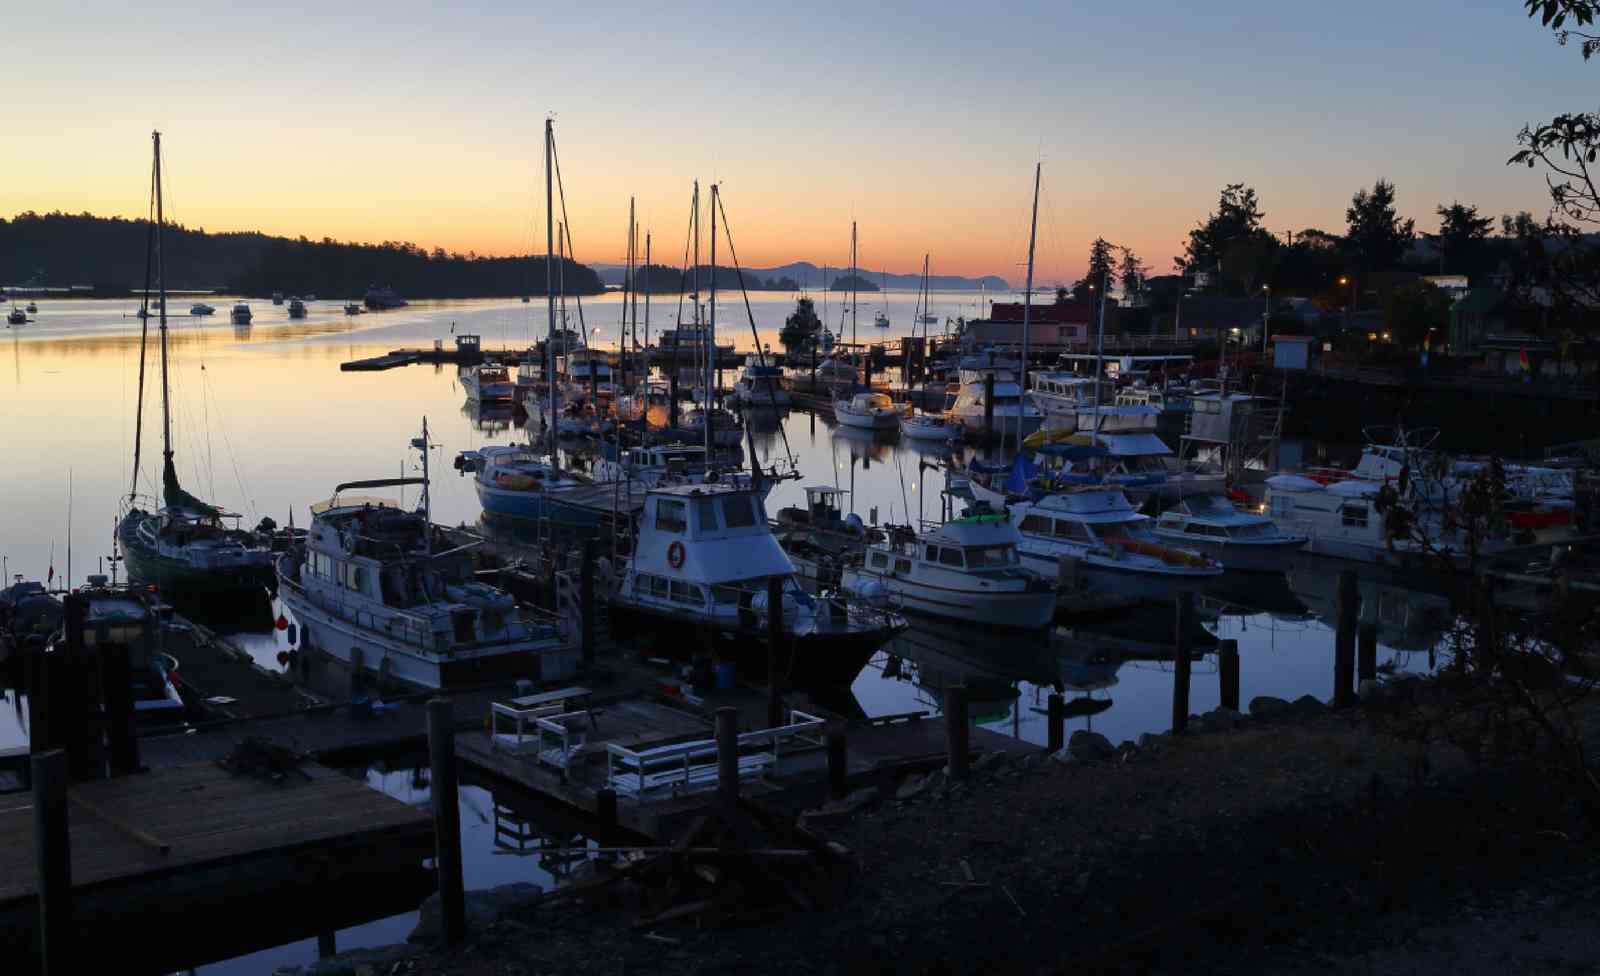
top-left (0, 760), bottom-right (433, 970)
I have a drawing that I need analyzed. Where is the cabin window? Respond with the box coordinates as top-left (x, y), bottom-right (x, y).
top-left (1341, 503), bottom-right (1369, 529)
top-left (656, 500), bottom-right (687, 533)
top-left (669, 580), bottom-right (704, 605)
top-left (870, 553), bottom-right (889, 569)
top-left (966, 545), bottom-right (1015, 567)
top-left (722, 495), bottom-right (757, 528)
top-left (711, 584), bottom-right (743, 605)
top-left (925, 545), bottom-right (940, 561)
top-left (1054, 519), bottom-right (1091, 542)
top-left (895, 558), bottom-right (912, 574)
top-left (348, 566), bottom-right (366, 592)
top-left (1020, 514), bottom-right (1052, 535)
top-left (694, 498), bottom-right (720, 532)
top-left (645, 575), bottom-right (669, 598)
top-left (938, 548), bottom-right (965, 568)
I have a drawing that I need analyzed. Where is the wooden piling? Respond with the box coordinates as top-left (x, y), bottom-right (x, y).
top-left (580, 539), bottom-right (595, 665)
top-left (1218, 638), bottom-right (1240, 713)
top-left (766, 576), bottom-right (784, 728)
top-left (945, 684), bottom-right (970, 781)
top-left (32, 749), bottom-right (71, 975)
top-left (426, 699), bottom-right (465, 946)
top-left (1046, 693), bottom-right (1065, 754)
top-left (826, 722), bottom-right (848, 800)
top-left (60, 594), bottom-right (92, 779)
top-left (1172, 592), bottom-right (1193, 733)
top-left (1334, 569), bottom-right (1359, 707)
top-left (716, 707), bottom-right (739, 808)
top-left (1358, 622), bottom-right (1378, 685)
top-left (102, 634), bottom-right (139, 776)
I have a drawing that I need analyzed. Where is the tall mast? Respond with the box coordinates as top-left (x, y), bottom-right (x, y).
top-left (628, 201), bottom-right (638, 361)
top-left (705, 184), bottom-right (719, 461)
top-left (643, 231), bottom-right (652, 354)
top-left (1091, 266), bottom-right (1108, 440)
top-left (545, 118), bottom-right (558, 474)
top-left (154, 131), bottom-right (172, 493)
top-left (1017, 161), bottom-right (1040, 455)
top-left (619, 197), bottom-right (633, 391)
top-left (850, 222), bottom-right (858, 348)
top-left (129, 134), bottom-right (158, 502)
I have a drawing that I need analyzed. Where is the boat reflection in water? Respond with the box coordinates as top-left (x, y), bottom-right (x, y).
top-left (1285, 551), bottom-right (1454, 654)
top-left (462, 398), bottom-right (515, 435)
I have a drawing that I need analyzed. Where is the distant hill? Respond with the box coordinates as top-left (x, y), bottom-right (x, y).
top-left (592, 259), bottom-right (1008, 292)
top-left (0, 211), bottom-right (604, 297)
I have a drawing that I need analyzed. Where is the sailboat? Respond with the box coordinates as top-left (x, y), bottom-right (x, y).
top-left (873, 269), bottom-right (890, 329)
top-left (900, 254), bottom-right (954, 441)
top-left (117, 132), bottom-right (274, 604)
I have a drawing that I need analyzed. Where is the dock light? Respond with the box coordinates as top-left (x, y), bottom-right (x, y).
top-left (1382, 332), bottom-right (1392, 341)
top-left (1368, 332), bottom-right (1378, 341)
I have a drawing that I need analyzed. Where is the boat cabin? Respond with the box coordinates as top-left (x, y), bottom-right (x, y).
top-left (862, 516), bottom-right (1023, 577)
top-left (625, 483), bottom-right (793, 614)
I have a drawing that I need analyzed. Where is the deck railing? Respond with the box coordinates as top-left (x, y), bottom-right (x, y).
top-left (605, 708), bottom-right (825, 798)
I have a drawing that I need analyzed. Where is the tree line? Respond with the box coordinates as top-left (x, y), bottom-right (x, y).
top-left (0, 211), bottom-right (605, 298)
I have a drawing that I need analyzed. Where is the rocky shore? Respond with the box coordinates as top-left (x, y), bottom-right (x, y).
top-left (282, 687), bottom-right (1600, 975)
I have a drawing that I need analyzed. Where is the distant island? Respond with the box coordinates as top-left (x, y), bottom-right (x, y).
top-left (627, 263), bottom-right (798, 294)
top-left (0, 211), bottom-right (606, 298)
top-left (593, 259), bottom-right (1008, 292)
top-left (829, 274), bottom-right (878, 293)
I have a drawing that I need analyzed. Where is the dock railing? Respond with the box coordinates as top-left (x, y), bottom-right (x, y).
top-left (605, 708), bottom-right (826, 799)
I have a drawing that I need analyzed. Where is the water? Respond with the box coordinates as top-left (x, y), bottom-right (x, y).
top-left (0, 296), bottom-right (1455, 968)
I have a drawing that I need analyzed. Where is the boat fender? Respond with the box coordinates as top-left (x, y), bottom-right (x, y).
top-left (844, 513), bottom-right (864, 535)
top-left (275, 614), bottom-right (289, 631)
top-left (667, 541), bottom-right (686, 569)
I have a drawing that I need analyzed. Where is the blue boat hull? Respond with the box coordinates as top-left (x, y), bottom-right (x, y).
top-left (474, 482), bottom-right (604, 528)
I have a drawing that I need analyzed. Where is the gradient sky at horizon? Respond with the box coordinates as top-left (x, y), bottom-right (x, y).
top-left (2, 1), bottom-right (1585, 283)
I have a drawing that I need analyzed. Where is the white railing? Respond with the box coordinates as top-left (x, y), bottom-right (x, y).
top-left (605, 708), bottom-right (826, 799)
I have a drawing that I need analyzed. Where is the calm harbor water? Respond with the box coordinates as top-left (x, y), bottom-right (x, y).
top-left (0, 296), bottom-right (1452, 971)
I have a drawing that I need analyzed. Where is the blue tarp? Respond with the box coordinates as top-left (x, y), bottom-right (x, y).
top-left (1004, 454), bottom-right (1040, 494)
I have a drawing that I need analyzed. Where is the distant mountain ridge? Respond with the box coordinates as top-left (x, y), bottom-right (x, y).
top-left (591, 259), bottom-right (1008, 292)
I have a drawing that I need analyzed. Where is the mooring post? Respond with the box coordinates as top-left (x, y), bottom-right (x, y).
top-left (1046, 693), bottom-right (1065, 754)
top-left (945, 683), bottom-right (970, 780)
top-left (25, 642), bottom-right (51, 757)
top-left (1218, 638), bottom-right (1240, 713)
top-left (59, 594), bottom-right (92, 779)
top-left (1334, 569), bottom-right (1359, 707)
top-left (766, 576), bottom-right (785, 728)
top-left (317, 931), bottom-right (336, 959)
top-left (426, 699), bottom-right (465, 946)
top-left (826, 722), bottom-right (848, 800)
top-left (1172, 592), bottom-right (1194, 733)
top-left (1358, 622), bottom-right (1378, 686)
top-left (580, 539), bottom-right (595, 665)
top-left (596, 787), bottom-right (618, 834)
top-left (32, 749), bottom-right (71, 976)
top-left (716, 707), bottom-right (739, 808)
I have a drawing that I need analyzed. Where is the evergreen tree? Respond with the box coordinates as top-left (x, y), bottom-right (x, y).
top-left (1344, 179), bottom-right (1416, 271)
top-left (779, 297), bottom-right (823, 355)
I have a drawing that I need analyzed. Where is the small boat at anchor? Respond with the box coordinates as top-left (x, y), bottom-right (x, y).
top-left (6, 307), bottom-right (25, 326)
top-left (190, 303), bottom-right (215, 316)
top-left (833, 391), bottom-right (903, 431)
top-left (230, 302), bottom-right (252, 324)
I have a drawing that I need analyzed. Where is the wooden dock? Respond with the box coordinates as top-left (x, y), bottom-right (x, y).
top-left (0, 761), bottom-right (433, 969)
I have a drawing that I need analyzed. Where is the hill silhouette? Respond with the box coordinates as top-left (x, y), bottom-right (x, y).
top-left (0, 211), bottom-right (604, 298)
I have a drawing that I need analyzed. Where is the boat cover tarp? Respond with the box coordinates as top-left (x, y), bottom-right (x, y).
top-left (1096, 433), bottom-right (1173, 457)
top-left (1034, 443), bottom-right (1110, 460)
top-left (1004, 454), bottom-right (1040, 494)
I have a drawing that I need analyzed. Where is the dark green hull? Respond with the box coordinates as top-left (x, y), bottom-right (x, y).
top-left (117, 511), bottom-right (274, 603)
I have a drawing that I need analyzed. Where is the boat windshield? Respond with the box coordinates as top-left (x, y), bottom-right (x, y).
top-left (964, 545), bottom-right (1018, 567)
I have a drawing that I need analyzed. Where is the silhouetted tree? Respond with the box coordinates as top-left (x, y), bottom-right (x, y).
top-left (1433, 202), bottom-right (1495, 273)
top-left (1345, 179), bottom-right (1416, 271)
top-left (1179, 183), bottom-right (1269, 277)
top-left (779, 297), bottom-right (823, 354)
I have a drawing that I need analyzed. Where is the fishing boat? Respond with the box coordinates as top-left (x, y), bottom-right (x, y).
top-left (0, 577), bottom-right (62, 657)
top-left (833, 391), bottom-right (902, 430)
top-left (189, 302), bottom-right (215, 316)
top-left (287, 298), bottom-right (308, 318)
top-left (118, 133), bottom-right (275, 606)
top-left (456, 442), bottom-right (591, 523)
top-left (343, 302), bottom-right (363, 315)
top-left (842, 512), bottom-right (1055, 630)
top-left (459, 363), bottom-right (516, 402)
top-left (271, 292), bottom-right (285, 305)
top-left (1151, 492), bottom-right (1308, 571)
top-left (277, 425), bottom-right (574, 692)
top-left (677, 406), bottom-right (745, 447)
top-left (230, 302), bottom-right (251, 324)
top-left (606, 482), bottom-right (907, 687)
top-left (733, 357), bottom-right (792, 407)
top-left (363, 285), bottom-right (408, 310)
top-left (6, 307), bottom-right (25, 325)
top-left (1028, 372), bottom-right (1104, 421)
top-left (1005, 487), bottom-right (1221, 603)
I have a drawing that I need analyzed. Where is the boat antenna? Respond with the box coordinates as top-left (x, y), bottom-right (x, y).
top-left (705, 183), bottom-right (719, 462)
top-left (1017, 161), bottom-right (1040, 457)
top-left (414, 418), bottom-right (432, 545)
top-left (545, 118), bottom-right (558, 475)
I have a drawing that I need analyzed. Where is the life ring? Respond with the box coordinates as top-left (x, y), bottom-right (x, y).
top-left (667, 541), bottom-right (686, 569)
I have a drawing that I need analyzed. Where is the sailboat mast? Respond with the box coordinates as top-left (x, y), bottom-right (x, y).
top-left (1017, 161), bottom-right (1040, 455)
top-left (545, 118), bottom-right (558, 474)
top-left (705, 184), bottom-right (719, 461)
top-left (629, 202), bottom-right (638, 361)
top-left (850, 222), bottom-right (858, 348)
top-left (154, 131), bottom-right (172, 482)
top-left (129, 135), bottom-right (158, 502)
top-left (1091, 266), bottom-right (1108, 439)
top-left (643, 232), bottom-right (652, 353)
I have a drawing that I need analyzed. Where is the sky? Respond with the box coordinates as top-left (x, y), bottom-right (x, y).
top-left (1, 1), bottom-right (1587, 284)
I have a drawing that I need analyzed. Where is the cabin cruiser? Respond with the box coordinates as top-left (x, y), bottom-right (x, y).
top-left (842, 511), bottom-right (1055, 630)
top-left (459, 363), bottom-right (516, 402)
top-left (1006, 487), bottom-right (1221, 603)
top-left (278, 430), bottom-right (574, 692)
top-left (563, 349), bottom-right (615, 399)
top-left (948, 370), bottom-right (1043, 440)
top-left (343, 302), bottom-right (364, 315)
top-left (1152, 493), bottom-right (1308, 571)
top-left (655, 322), bottom-right (735, 360)
top-left (271, 292), bottom-right (285, 305)
top-left (457, 443), bottom-right (590, 523)
top-left (364, 285), bottom-right (408, 310)
top-left (0, 577), bottom-right (62, 657)
top-left (287, 298), bottom-right (308, 318)
top-left (1028, 372), bottom-right (1105, 421)
top-left (230, 302), bottom-right (252, 324)
top-left (1264, 474), bottom-right (1578, 569)
top-left (734, 358), bottom-right (791, 407)
top-left (775, 485), bottom-right (879, 589)
top-left (606, 482), bottom-right (907, 687)
top-left (189, 302), bottom-right (215, 316)
top-left (6, 307), bottom-right (25, 325)
top-left (616, 378), bottom-right (672, 422)
top-left (593, 442), bottom-right (766, 496)
top-left (833, 391), bottom-right (902, 430)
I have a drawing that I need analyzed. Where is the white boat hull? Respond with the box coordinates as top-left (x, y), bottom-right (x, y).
top-left (835, 408), bottom-right (900, 430)
top-left (844, 570), bottom-right (1054, 630)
